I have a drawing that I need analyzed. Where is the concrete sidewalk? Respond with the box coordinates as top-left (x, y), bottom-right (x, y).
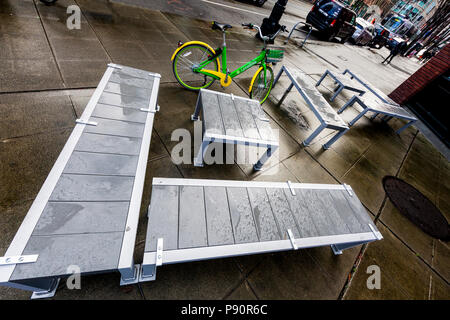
top-left (0, 0), bottom-right (448, 300)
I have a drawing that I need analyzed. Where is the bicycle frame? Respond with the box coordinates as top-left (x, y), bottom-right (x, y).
top-left (193, 44), bottom-right (268, 86)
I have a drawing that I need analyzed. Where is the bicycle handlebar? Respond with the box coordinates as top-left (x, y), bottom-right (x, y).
top-left (242, 23), bottom-right (287, 41)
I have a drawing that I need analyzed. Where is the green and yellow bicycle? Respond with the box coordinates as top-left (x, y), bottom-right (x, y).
top-left (171, 21), bottom-right (286, 104)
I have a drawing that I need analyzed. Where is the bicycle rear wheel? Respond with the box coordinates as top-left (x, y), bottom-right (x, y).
top-left (172, 44), bottom-right (219, 91)
top-left (250, 66), bottom-right (274, 104)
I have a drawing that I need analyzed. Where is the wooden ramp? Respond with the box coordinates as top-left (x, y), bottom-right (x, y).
top-left (140, 178), bottom-right (382, 282)
top-left (0, 64), bottom-right (161, 298)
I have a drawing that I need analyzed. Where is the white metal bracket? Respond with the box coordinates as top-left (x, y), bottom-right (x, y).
top-left (0, 254), bottom-right (38, 266)
top-left (140, 105), bottom-right (160, 113)
top-left (343, 183), bottom-right (353, 196)
top-left (76, 119), bottom-right (98, 126)
top-left (287, 180), bottom-right (296, 196)
top-left (108, 63), bottom-right (122, 70)
top-left (30, 278), bottom-right (60, 300)
top-left (156, 238), bottom-right (163, 267)
top-left (331, 244), bottom-right (343, 255)
top-left (368, 224), bottom-right (383, 240)
top-left (119, 264), bottom-right (141, 286)
top-left (287, 229), bottom-right (298, 250)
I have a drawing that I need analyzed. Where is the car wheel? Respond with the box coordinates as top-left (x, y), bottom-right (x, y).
top-left (340, 36), bottom-right (349, 44)
top-left (326, 31), bottom-right (337, 42)
top-left (39, 0), bottom-right (57, 4)
top-left (254, 0), bottom-right (266, 7)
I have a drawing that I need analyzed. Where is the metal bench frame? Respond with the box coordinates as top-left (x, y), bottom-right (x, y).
top-left (139, 178), bottom-right (383, 282)
top-left (273, 66), bottom-right (349, 149)
top-left (191, 89), bottom-right (279, 171)
top-left (0, 64), bottom-right (161, 298)
top-left (342, 69), bottom-right (396, 105)
top-left (338, 95), bottom-right (417, 134)
top-left (316, 69), bottom-right (366, 101)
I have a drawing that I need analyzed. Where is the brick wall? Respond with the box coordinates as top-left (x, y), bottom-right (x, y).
top-left (389, 43), bottom-right (450, 105)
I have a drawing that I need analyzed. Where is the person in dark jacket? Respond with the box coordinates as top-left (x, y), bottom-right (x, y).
top-left (382, 40), bottom-right (407, 64)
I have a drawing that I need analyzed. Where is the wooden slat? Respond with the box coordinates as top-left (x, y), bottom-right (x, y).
top-left (204, 186), bottom-right (234, 246)
top-left (146, 186), bottom-right (179, 251)
top-left (247, 188), bottom-right (281, 241)
top-left (248, 101), bottom-right (275, 141)
top-left (178, 186), bottom-right (208, 249)
top-left (226, 187), bottom-right (259, 244)
top-left (342, 191), bottom-right (374, 229)
top-left (328, 190), bottom-right (370, 233)
top-left (313, 190), bottom-right (351, 234)
top-left (217, 94), bottom-right (244, 138)
top-left (233, 99), bottom-right (261, 140)
top-left (202, 91), bottom-right (225, 136)
top-left (266, 188), bottom-right (300, 238)
top-left (282, 188), bottom-right (320, 238)
top-left (297, 189), bottom-right (340, 236)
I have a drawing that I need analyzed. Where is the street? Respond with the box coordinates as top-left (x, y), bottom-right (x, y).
top-left (0, 0), bottom-right (448, 301)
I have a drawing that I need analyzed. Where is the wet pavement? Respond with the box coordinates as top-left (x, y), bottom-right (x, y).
top-left (0, 0), bottom-right (448, 300)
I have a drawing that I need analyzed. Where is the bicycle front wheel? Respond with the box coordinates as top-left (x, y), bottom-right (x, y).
top-left (250, 66), bottom-right (274, 104)
top-left (172, 44), bottom-right (219, 91)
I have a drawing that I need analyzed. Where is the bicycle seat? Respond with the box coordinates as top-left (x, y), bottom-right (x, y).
top-left (212, 21), bottom-right (232, 32)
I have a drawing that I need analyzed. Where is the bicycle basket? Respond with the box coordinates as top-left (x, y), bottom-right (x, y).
top-left (266, 46), bottom-right (284, 63)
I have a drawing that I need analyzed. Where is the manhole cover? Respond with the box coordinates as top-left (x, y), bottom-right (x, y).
top-left (383, 176), bottom-right (450, 240)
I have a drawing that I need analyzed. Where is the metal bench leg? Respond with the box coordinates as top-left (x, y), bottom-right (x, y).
top-left (349, 109), bottom-right (369, 126)
top-left (396, 120), bottom-right (416, 134)
top-left (30, 278), bottom-right (61, 299)
top-left (10, 277), bottom-right (61, 299)
top-left (278, 83), bottom-right (294, 106)
top-left (303, 123), bottom-right (326, 147)
top-left (330, 85), bottom-right (344, 101)
top-left (253, 145), bottom-right (277, 171)
top-left (194, 139), bottom-right (211, 167)
top-left (191, 98), bottom-right (202, 121)
top-left (338, 95), bottom-right (357, 114)
top-left (331, 241), bottom-right (368, 255)
top-left (140, 264), bottom-right (156, 282)
top-left (316, 70), bottom-right (328, 87)
top-left (382, 115), bottom-right (393, 122)
top-left (323, 128), bottom-right (348, 150)
top-left (119, 263), bottom-right (141, 286)
top-left (273, 67), bottom-right (285, 87)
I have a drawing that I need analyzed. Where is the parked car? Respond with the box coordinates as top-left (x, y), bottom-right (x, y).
top-left (252, 0), bottom-right (267, 6)
top-left (351, 17), bottom-right (375, 46)
top-left (368, 23), bottom-right (390, 49)
top-left (306, 0), bottom-right (356, 43)
top-left (237, 0), bottom-right (267, 7)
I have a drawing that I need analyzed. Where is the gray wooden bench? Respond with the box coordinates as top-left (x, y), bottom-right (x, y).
top-left (0, 64), bottom-right (161, 298)
top-left (273, 66), bottom-right (349, 149)
top-left (338, 93), bottom-right (417, 134)
top-left (192, 89), bottom-right (279, 171)
top-left (342, 69), bottom-right (397, 105)
top-left (139, 178), bottom-right (383, 282)
top-left (316, 69), bottom-right (366, 101)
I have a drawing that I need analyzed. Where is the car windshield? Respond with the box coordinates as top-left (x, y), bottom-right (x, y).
top-left (320, 2), bottom-right (341, 17)
top-left (356, 23), bottom-right (363, 30)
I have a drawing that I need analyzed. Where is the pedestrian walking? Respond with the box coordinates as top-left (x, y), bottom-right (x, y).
top-left (382, 41), bottom-right (407, 64)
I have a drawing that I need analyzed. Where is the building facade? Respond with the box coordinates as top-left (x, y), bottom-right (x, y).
top-left (391, 0), bottom-right (440, 27)
top-left (348, 0), bottom-right (398, 21)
